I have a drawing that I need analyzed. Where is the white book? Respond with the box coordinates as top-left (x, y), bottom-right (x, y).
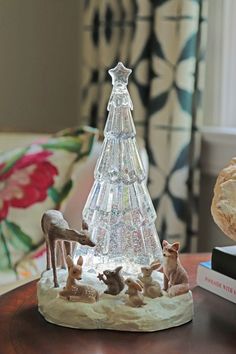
top-left (196, 261), bottom-right (236, 304)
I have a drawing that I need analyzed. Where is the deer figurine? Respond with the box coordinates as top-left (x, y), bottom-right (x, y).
top-left (59, 255), bottom-right (99, 303)
top-left (41, 210), bottom-right (95, 287)
top-left (63, 255), bottom-right (83, 292)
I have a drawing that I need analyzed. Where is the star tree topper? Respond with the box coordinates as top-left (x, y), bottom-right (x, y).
top-left (109, 62), bottom-right (132, 86)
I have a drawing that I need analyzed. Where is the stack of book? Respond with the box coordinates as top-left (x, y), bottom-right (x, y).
top-left (197, 246), bottom-right (236, 303)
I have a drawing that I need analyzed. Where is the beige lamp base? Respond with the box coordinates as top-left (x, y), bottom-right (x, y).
top-left (38, 269), bottom-right (193, 332)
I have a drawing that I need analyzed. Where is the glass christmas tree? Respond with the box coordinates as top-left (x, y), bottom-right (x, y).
top-left (79, 62), bottom-right (163, 274)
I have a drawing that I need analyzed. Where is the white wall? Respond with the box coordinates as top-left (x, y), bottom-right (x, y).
top-left (203, 0), bottom-right (236, 128)
top-left (0, 0), bottom-right (83, 133)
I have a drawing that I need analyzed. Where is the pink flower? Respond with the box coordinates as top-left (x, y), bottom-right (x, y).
top-left (0, 151), bottom-right (58, 221)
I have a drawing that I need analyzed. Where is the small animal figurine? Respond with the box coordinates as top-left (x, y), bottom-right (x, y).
top-left (41, 210), bottom-right (95, 287)
top-left (138, 261), bottom-right (162, 298)
top-left (162, 240), bottom-right (189, 297)
top-left (63, 255), bottom-right (83, 291)
top-left (97, 266), bottom-right (125, 295)
top-left (125, 278), bottom-right (146, 307)
top-left (59, 255), bottom-right (99, 303)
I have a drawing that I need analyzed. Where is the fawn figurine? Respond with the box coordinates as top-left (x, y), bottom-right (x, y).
top-left (138, 261), bottom-right (162, 298)
top-left (162, 240), bottom-right (189, 297)
top-left (41, 210), bottom-right (95, 287)
top-left (125, 278), bottom-right (146, 307)
top-left (97, 266), bottom-right (125, 295)
top-left (63, 255), bottom-right (83, 291)
top-left (59, 255), bottom-right (99, 303)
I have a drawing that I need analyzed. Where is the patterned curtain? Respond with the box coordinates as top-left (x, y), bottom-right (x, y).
top-left (82, 0), bottom-right (208, 252)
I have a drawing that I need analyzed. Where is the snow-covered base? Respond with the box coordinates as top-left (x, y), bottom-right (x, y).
top-left (37, 269), bottom-right (194, 332)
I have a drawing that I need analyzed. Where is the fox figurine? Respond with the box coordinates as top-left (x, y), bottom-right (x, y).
top-left (162, 240), bottom-right (189, 297)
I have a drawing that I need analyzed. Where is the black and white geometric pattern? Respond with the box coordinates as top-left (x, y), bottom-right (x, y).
top-left (82, 0), bottom-right (208, 251)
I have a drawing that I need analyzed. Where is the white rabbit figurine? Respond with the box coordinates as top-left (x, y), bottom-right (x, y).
top-left (138, 261), bottom-right (162, 298)
top-left (125, 278), bottom-right (146, 307)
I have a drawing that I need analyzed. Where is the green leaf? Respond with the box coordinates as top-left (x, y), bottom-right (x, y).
top-left (48, 179), bottom-right (73, 204)
top-left (0, 223), bottom-right (12, 270)
top-left (42, 137), bottom-right (82, 153)
top-left (48, 187), bottom-right (60, 204)
top-left (4, 220), bottom-right (33, 252)
top-left (0, 147), bottom-right (29, 177)
top-left (59, 179), bottom-right (73, 202)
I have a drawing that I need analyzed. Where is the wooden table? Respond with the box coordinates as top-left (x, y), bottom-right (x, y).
top-left (0, 254), bottom-right (235, 354)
